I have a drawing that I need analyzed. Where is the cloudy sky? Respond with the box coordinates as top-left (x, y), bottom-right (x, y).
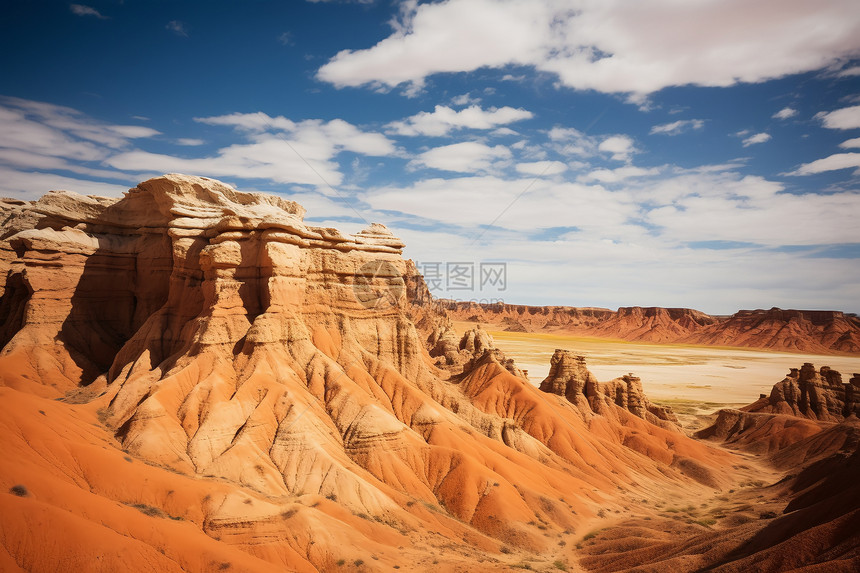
top-left (2, 0), bottom-right (860, 314)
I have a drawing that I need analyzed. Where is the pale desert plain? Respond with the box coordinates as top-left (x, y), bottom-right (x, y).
top-left (455, 321), bottom-right (860, 428)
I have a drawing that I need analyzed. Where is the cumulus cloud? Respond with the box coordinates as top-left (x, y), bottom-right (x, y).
top-left (409, 142), bottom-right (512, 173)
top-left (598, 135), bottom-right (636, 161)
top-left (816, 105), bottom-right (860, 129)
top-left (840, 138), bottom-right (860, 148)
top-left (650, 119), bottom-right (704, 135)
top-left (742, 132), bottom-right (771, 147)
top-left (387, 104), bottom-right (532, 136)
top-left (772, 107), bottom-right (798, 120)
top-left (317, 0), bottom-right (860, 98)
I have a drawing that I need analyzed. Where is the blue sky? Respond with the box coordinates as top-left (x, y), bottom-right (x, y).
top-left (2, 0), bottom-right (860, 314)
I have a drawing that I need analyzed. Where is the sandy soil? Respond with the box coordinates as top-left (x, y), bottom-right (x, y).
top-left (454, 321), bottom-right (860, 418)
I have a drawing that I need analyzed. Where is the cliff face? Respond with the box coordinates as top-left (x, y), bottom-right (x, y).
top-left (0, 175), bottom-right (733, 572)
top-left (436, 300), bottom-right (860, 354)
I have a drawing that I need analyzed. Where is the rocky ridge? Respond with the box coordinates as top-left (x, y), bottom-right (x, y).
top-left (432, 300), bottom-right (860, 354)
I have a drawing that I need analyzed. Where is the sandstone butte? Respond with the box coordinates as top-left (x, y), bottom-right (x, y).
top-left (0, 174), bottom-right (857, 572)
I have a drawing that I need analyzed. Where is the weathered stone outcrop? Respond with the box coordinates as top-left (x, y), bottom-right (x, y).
top-left (697, 363), bottom-right (860, 454)
top-left (539, 349), bottom-right (678, 429)
top-left (746, 363), bottom-right (860, 421)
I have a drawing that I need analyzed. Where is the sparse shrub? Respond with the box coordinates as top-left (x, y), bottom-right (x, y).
top-left (553, 560), bottom-right (568, 571)
top-left (38, 410), bottom-right (46, 416)
top-left (558, 540), bottom-right (566, 547)
top-left (760, 511), bottom-right (778, 519)
top-left (500, 546), bottom-right (512, 554)
top-left (336, 559), bottom-right (345, 566)
top-left (695, 518), bottom-right (716, 526)
top-left (353, 559), bottom-right (364, 566)
top-left (356, 512), bottom-right (371, 520)
top-left (9, 484), bottom-right (28, 497)
top-left (582, 530), bottom-right (599, 541)
top-left (131, 503), bottom-right (166, 518)
top-left (596, 509), bottom-right (606, 518)
top-left (326, 493), bottom-right (338, 501)
top-left (281, 509), bottom-right (297, 519)
top-left (218, 563), bottom-right (231, 570)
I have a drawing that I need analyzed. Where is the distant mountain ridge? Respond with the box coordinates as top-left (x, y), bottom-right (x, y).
top-left (413, 295), bottom-right (860, 354)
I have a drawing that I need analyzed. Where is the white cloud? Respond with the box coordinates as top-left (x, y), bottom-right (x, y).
top-left (450, 93), bottom-right (480, 106)
top-left (742, 132), bottom-right (771, 147)
top-left (581, 166), bottom-right (660, 183)
top-left (816, 105), bottom-right (860, 129)
top-left (317, 0), bottom-right (860, 98)
top-left (515, 161), bottom-right (567, 176)
top-left (166, 20), bottom-right (188, 37)
top-left (387, 104), bottom-right (532, 136)
top-left (70, 4), bottom-right (107, 19)
top-left (109, 117), bottom-right (396, 187)
top-left (840, 138), bottom-right (860, 149)
top-left (363, 175), bottom-right (635, 233)
top-left (789, 152), bottom-right (860, 175)
top-left (0, 96), bottom-right (159, 171)
top-left (644, 173), bottom-right (860, 246)
top-left (410, 142), bottom-right (512, 173)
top-left (491, 127), bottom-right (519, 137)
top-left (598, 135), bottom-right (636, 161)
top-left (0, 166), bottom-right (129, 200)
top-left (650, 119), bottom-right (704, 135)
top-left (772, 107), bottom-right (798, 120)
top-left (196, 112), bottom-right (296, 132)
top-left (176, 138), bottom-right (204, 146)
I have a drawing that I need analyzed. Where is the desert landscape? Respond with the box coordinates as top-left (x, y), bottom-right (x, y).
top-left (0, 175), bottom-right (858, 572)
top-left (2, 2), bottom-right (860, 571)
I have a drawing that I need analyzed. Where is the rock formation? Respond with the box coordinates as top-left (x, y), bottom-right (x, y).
top-left (697, 363), bottom-right (860, 453)
top-left (745, 363), bottom-right (860, 421)
top-left (539, 349), bottom-right (678, 429)
top-left (0, 175), bottom-right (735, 572)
